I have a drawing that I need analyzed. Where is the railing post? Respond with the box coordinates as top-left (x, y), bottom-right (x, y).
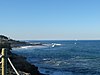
top-left (2, 48), bottom-right (7, 75)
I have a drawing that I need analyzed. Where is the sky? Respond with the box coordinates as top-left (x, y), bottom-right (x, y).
top-left (0, 0), bottom-right (100, 40)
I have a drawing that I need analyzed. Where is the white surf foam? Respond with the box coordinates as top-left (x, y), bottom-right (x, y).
top-left (13, 45), bottom-right (47, 50)
top-left (52, 43), bottom-right (61, 47)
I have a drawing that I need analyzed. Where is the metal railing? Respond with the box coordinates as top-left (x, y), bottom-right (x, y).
top-left (0, 48), bottom-right (20, 75)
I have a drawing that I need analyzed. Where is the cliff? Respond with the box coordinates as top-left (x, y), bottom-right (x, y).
top-left (0, 35), bottom-right (45, 75)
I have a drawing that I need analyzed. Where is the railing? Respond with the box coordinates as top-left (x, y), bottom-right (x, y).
top-left (0, 48), bottom-right (20, 75)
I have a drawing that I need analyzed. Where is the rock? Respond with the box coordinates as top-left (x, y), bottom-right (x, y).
top-left (0, 35), bottom-right (45, 75)
top-left (9, 52), bottom-right (42, 75)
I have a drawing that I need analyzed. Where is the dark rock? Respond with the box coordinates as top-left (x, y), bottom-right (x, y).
top-left (9, 53), bottom-right (44, 75)
top-left (0, 35), bottom-right (45, 75)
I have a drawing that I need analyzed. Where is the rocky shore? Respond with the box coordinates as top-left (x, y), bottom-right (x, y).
top-left (0, 35), bottom-right (45, 75)
top-left (8, 51), bottom-right (45, 75)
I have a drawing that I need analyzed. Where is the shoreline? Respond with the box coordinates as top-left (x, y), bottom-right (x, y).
top-left (0, 35), bottom-right (46, 75)
top-left (8, 50), bottom-right (45, 75)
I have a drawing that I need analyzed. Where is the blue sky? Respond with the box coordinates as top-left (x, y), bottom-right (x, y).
top-left (0, 0), bottom-right (100, 40)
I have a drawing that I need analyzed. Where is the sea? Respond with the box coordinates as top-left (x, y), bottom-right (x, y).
top-left (11, 40), bottom-right (100, 75)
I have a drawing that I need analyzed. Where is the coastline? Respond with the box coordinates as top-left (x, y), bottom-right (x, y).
top-left (8, 50), bottom-right (45, 75)
top-left (0, 35), bottom-right (45, 75)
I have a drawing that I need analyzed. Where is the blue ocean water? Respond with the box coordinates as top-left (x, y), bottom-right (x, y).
top-left (12, 40), bottom-right (100, 75)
